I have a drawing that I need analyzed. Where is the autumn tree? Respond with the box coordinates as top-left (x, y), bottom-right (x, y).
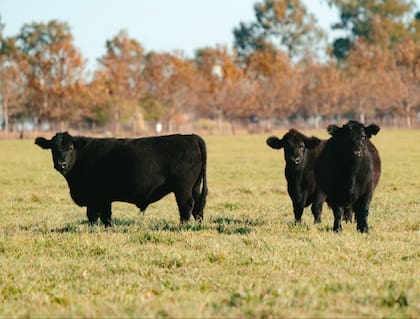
top-left (389, 39), bottom-right (420, 127)
top-left (0, 18), bottom-right (28, 132)
top-left (234, 0), bottom-right (326, 62)
top-left (95, 30), bottom-right (145, 134)
top-left (245, 49), bottom-right (298, 129)
top-left (16, 20), bottom-right (86, 130)
top-left (408, 10), bottom-right (420, 42)
top-left (195, 47), bottom-right (252, 133)
top-left (195, 46), bottom-right (241, 130)
top-left (297, 60), bottom-right (350, 127)
top-left (344, 39), bottom-right (396, 122)
top-left (328, 0), bottom-right (417, 59)
top-left (143, 51), bottom-right (197, 131)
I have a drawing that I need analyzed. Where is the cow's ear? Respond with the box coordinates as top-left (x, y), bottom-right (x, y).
top-left (327, 125), bottom-right (340, 136)
top-left (35, 137), bottom-right (51, 149)
top-left (304, 136), bottom-right (321, 149)
top-left (73, 137), bottom-right (88, 150)
top-left (365, 124), bottom-right (380, 138)
top-left (266, 136), bottom-right (283, 149)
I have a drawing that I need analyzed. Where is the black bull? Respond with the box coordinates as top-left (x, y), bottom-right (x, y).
top-left (311, 121), bottom-right (381, 233)
top-left (35, 132), bottom-right (208, 227)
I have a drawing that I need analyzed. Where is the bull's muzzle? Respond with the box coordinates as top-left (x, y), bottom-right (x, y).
top-left (290, 157), bottom-right (301, 165)
top-left (354, 150), bottom-right (362, 158)
top-left (57, 161), bottom-right (67, 170)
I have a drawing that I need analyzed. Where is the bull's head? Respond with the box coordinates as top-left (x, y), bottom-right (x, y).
top-left (267, 129), bottom-right (321, 166)
top-left (35, 132), bottom-right (86, 176)
top-left (327, 121), bottom-right (380, 158)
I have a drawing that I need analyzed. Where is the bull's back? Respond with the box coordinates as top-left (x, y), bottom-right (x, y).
top-left (67, 134), bottom-right (203, 205)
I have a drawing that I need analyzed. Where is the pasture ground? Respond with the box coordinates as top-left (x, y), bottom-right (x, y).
top-left (0, 130), bottom-right (419, 318)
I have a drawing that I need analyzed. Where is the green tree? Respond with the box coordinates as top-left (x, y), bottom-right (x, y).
top-left (233, 0), bottom-right (326, 62)
top-left (328, 0), bottom-right (417, 59)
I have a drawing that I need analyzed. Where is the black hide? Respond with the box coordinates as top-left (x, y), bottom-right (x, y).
top-left (35, 132), bottom-right (208, 227)
top-left (267, 129), bottom-right (326, 224)
top-left (314, 121), bottom-right (381, 233)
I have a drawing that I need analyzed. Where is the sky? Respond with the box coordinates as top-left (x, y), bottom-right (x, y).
top-left (1, 0), bottom-right (419, 71)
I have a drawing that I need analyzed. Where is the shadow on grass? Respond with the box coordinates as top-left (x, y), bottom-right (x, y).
top-left (21, 215), bottom-right (260, 235)
top-left (49, 217), bottom-right (139, 233)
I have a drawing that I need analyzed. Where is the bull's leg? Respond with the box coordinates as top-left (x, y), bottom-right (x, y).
top-left (292, 199), bottom-right (304, 223)
top-left (354, 198), bottom-right (370, 233)
top-left (332, 206), bottom-right (344, 232)
top-left (175, 191), bottom-right (194, 224)
top-left (99, 202), bottom-right (112, 228)
top-left (192, 183), bottom-right (203, 222)
top-left (87, 206), bottom-right (99, 226)
top-left (355, 210), bottom-right (369, 233)
top-left (343, 205), bottom-right (353, 223)
top-left (311, 192), bottom-right (325, 224)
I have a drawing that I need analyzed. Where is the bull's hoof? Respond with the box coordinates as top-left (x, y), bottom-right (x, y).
top-left (103, 221), bottom-right (112, 228)
top-left (357, 226), bottom-right (369, 233)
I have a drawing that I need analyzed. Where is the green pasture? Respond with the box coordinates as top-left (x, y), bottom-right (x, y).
top-left (0, 130), bottom-right (419, 318)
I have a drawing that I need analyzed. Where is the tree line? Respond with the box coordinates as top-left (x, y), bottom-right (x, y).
top-left (1, 0), bottom-right (419, 134)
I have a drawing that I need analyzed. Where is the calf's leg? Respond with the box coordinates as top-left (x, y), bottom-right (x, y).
top-left (311, 192), bottom-right (325, 224)
top-left (332, 206), bottom-right (344, 232)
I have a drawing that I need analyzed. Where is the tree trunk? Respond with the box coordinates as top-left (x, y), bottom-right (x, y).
top-left (230, 118), bottom-right (236, 135)
top-left (114, 112), bottom-right (120, 136)
top-left (404, 102), bottom-right (412, 129)
top-left (217, 109), bottom-right (223, 133)
top-left (3, 99), bottom-right (8, 132)
top-left (359, 111), bottom-right (365, 124)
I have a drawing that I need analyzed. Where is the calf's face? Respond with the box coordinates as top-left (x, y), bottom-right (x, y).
top-left (267, 130), bottom-right (321, 166)
top-left (35, 132), bottom-right (79, 176)
top-left (327, 121), bottom-right (380, 159)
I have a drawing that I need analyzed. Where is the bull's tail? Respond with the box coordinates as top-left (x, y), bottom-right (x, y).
top-left (193, 134), bottom-right (208, 219)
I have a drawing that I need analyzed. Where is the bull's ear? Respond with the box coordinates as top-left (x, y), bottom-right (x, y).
top-left (304, 136), bottom-right (321, 149)
top-left (327, 125), bottom-right (340, 136)
top-left (266, 136), bottom-right (283, 149)
top-left (35, 137), bottom-right (51, 149)
top-left (365, 124), bottom-right (380, 138)
top-left (73, 137), bottom-right (88, 150)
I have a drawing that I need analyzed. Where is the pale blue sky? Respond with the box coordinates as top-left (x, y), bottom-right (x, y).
top-left (1, 0), bottom-right (419, 70)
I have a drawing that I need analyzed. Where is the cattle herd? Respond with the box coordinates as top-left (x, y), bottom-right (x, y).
top-left (35, 120), bottom-right (381, 233)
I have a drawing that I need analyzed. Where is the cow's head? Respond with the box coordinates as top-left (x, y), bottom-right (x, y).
top-left (327, 121), bottom-right (380, 158)
top-left (267, 129), bottom-right (321, 166)
top-left (35, 132), bottom-right (86, 176)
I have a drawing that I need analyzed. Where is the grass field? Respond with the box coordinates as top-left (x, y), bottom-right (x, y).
top-left (0, 130), bottom-right (419, 318)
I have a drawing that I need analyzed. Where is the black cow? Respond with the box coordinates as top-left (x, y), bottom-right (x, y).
top-left (313, 121), bottom-right (381, 233)
top-left (266, 129), bottom-right (326, 224)
top-left (35, 132), bottom-right (208, 227)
